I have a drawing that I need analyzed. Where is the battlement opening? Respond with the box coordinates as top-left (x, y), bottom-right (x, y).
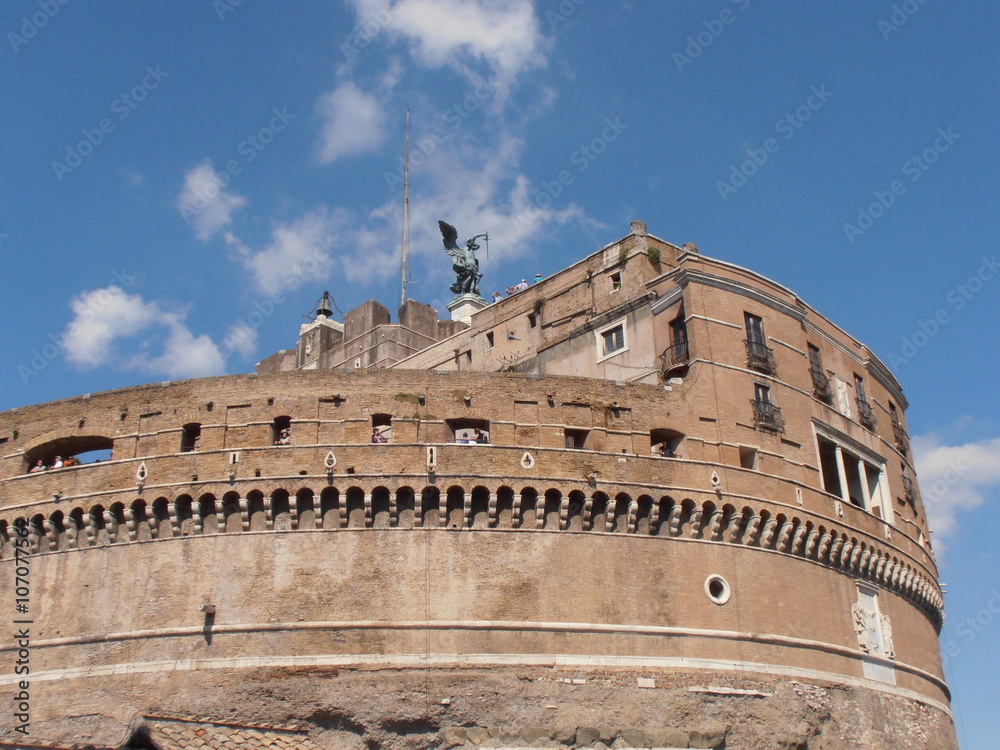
top-left (180, 423), bottom-right (201, 452)
top-left (650, 428), bottom-right (684, 458)
top-left (446, 418), bottom-right (490, 444)
top-left (24, 434), bottom-right (114, 472)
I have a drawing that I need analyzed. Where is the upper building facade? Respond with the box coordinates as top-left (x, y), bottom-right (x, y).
top-left (0, 222), bottom-right (953, 749)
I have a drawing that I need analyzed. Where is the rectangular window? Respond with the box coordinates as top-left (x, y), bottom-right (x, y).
top-left (754, 382), bottom-right (771, 404)
top-left (744, 313), bottom-right (775, 373)
top-left (808, 344), bottom-right (832, 403)
top-left (602, 325), bottom-right (625, 355)
top-left (596, 319), bottom-right (628, 361)
top-left (751, 383), bottom-right (785, 431)
top-left (744, 313), bottom-right (765, 345)
top-left (486, 331), bottom-right (494, 347)
top-left (814, 426), bottom-right (892, 523)
top-left (854, 374), bottom-right (877, 431)
top-left (808, 343), bottom-right (822, 372)
top-left (670, 315), bottom-right (687, 345)
top-left (739, 446), bottom-right (758, 470)
top-left (528, 313), bottom-right (537, 328)
top-left (565, 428), bottom-right (589, 450)
top-left (854, 374), bottom-right (867, 402)
top-left (610, 271), bottom-right (622, 292)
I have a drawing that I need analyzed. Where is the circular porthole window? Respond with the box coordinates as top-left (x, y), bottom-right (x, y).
top-left (704, 575), bottom-right (731, 605)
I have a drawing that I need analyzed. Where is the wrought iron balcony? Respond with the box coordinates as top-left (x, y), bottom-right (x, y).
top-left (659, 340), bottom-right (690, 374)
top-left (902, 475), bottom-right (918, 505)
top-left (750, 399), bottom-right (785, 432)
top-left (745, 339), bottom-right (777, 374)
top-left (857, 398), bottom-right (877, 431)
top-left (810, 367), bottom-right (833, 404)
top-left (892, 418), bottom-right (910, 456)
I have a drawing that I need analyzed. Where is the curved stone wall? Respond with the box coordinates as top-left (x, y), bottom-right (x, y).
top-left (0, 369), bottom-right (952, 748)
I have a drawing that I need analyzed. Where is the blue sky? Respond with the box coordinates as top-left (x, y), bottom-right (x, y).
top-left (2, 1), bottom-right (998, 744)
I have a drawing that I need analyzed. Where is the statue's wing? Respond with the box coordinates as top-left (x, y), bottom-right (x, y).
top-left (438, 220), bottom-right (459, 250)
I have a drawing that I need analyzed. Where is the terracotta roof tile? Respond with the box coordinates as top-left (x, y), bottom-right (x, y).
top-left (142, 716), bottom-right (329, 750)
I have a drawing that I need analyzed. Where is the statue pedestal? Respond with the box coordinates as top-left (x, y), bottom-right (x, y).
top-left (448, 294), bottom-right (487, 326)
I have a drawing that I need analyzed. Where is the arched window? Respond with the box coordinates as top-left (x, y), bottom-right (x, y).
top-left (395, 486), bottom-right (416, 529)
top-left (345, 487), bottom-right (366, 528)
top-left (24, 435), bottom-right (114, 473)
top-left (495, 486), bottom-right (515, 528)
top-left (371, 487), bottom-right (391, 527)
top-left (320, 487), bottom-right (340, 530)
top-left (470, 486), bottom-right (490, 528)
top-left (446, 486), bottom-right (465, 528)
top-left (295, 488), bottom-right (316, 529)
top-left (271, 489), bottom-right (292, 530)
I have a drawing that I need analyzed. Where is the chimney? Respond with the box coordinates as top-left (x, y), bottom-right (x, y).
top-left (630, 220), bottom-right (647, 236)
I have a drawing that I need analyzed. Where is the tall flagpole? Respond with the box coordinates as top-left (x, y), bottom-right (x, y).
top-left (400, 108), bottom-right (411, 306)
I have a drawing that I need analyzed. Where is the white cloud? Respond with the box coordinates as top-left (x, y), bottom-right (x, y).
top-left (347, 0), bottom-right (548, 95)
top-left (913, 434), bottom-right (1000, 539)
top-left (334, 132), bottom-right (598, 290)
top-left (62, 286), bottom-right (227, 380)
top-left (62, 286), bottom-right (161, 369)
top-left (130, 316), bottom-right (227, 379)
top-left (222, 321), bottom-right (259, 359)
top-left (225, 208), bottom-right (345, 296)
top-left (316, 82), bottom-right (388, 163)
top-left (177, 161), bottom-right (248, 241)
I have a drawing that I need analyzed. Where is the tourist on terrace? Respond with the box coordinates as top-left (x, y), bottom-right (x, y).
top-left (29, 460), bottom-right (46, 473)
top-left (474, 428), bottom-right (489, 444)
top-left (372, 427), bottom-right (387, 443)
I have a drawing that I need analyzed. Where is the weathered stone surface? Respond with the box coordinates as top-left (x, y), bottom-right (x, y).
top-left (619, 730), bottom-right (648, 747)
top-left (689, 723), bottom-right (727, 749)
top-left (314, 731), bottom-right (367, 750)
top-left (647, 728), bottom-right (690, 747)
top-left (774, 733), bottom-right (808, 750)
top-left (466, 726), bottom-right (490, 745)
top-left (521, 727), bottom-right (551, 744)
top-left (440, 727), bottom-right (468, 748)
top-left (576, 727), bottom-right (601, 747)
top-left (598, 726), bottom-right (621, 743)
top-left (0, 224), bottom-right (956, 750)
top-left (551, 726), bottom-right (577, 745)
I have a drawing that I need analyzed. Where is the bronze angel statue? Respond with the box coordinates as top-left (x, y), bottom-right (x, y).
top-left (439, 220), bottom-right (487, 298)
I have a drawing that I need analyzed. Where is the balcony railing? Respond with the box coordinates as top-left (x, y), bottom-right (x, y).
top-left (857, 399), bottom-right (877, 431)
top-left (902, 475), bottom-right (918, 505)
top-left (659, 340), bottom-right (690, 374)
top-left (892, 418), bottom-right (910, 456)
top-left (810, 367), bottom-right (833, 404)
top-left (745, 339), bottom-right (777, 374)
top-left (750, 399), bottom-right (785, 432)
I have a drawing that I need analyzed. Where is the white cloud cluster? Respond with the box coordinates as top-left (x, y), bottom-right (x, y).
top-left (62, 286), bottom-right (227, 380)
top-left (368, 0), bottom-right (548, 90)
top-left (225, 208), bottom-right (346, 297)
top-left (913, 434), bottom-right (1000, 539)
top-left (63, 287), bottom-right (161, 369)
top-left (317, 82), bottom-right (389, 163)
top-left (177, 161), bottom-right (248, 241)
